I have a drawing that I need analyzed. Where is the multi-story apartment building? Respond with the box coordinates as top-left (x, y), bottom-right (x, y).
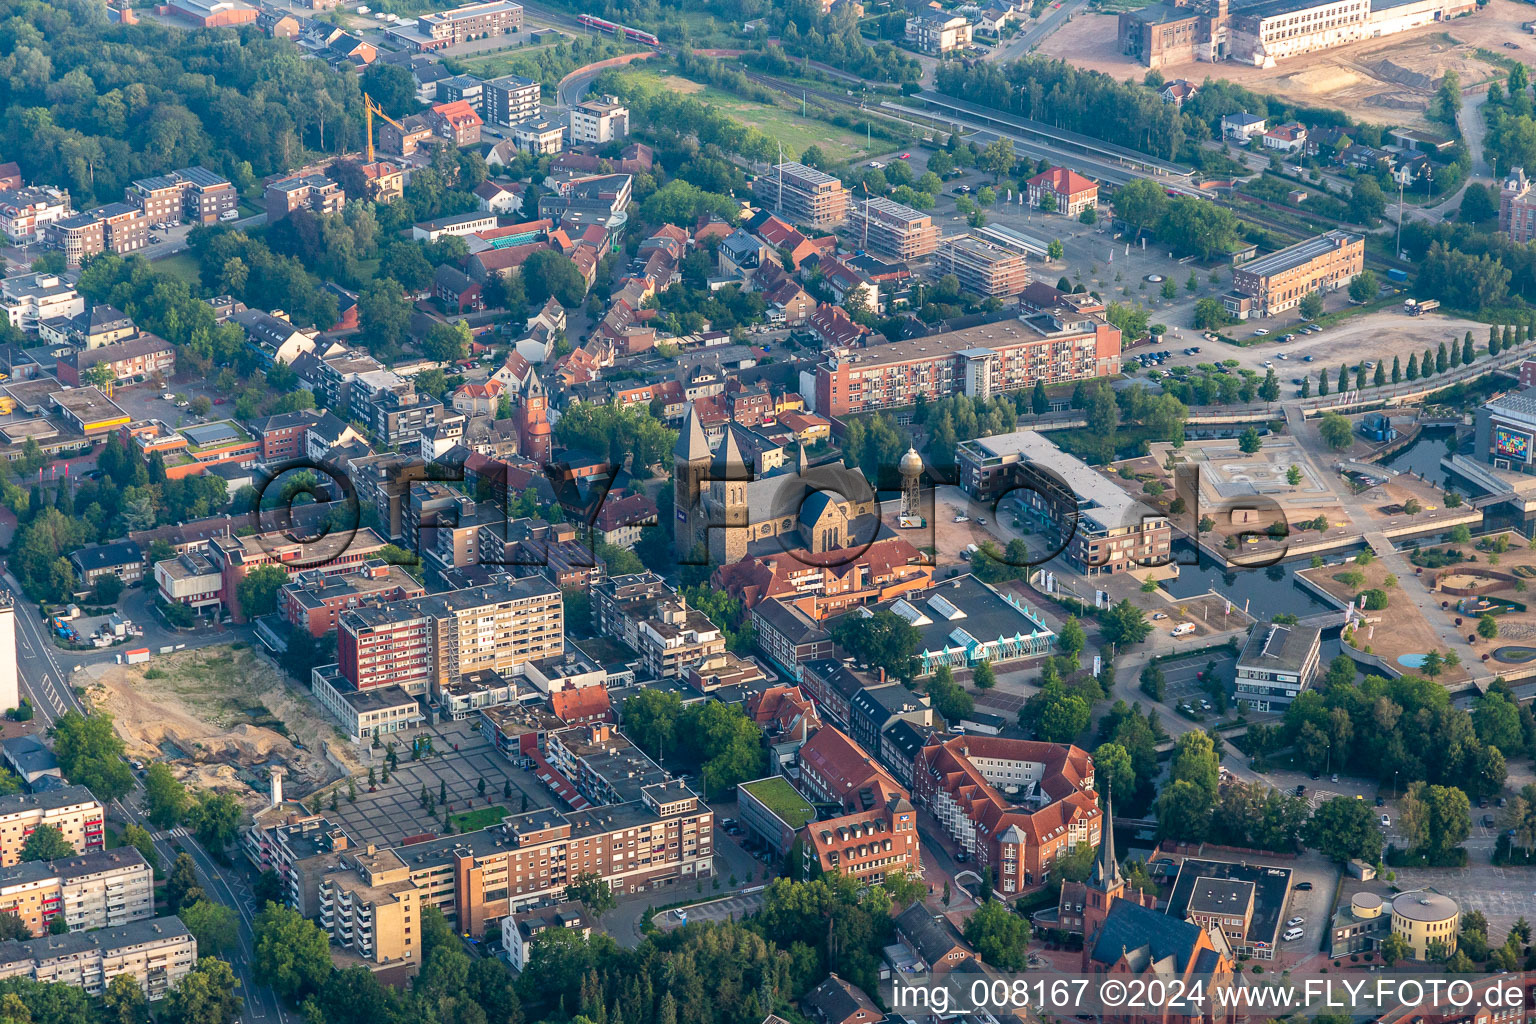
top-left (569, 97), bottom-right (629, 145)
top-left (279, 561), bottom-right (426, 637)
top-left (437, 74), bottom-right (484, 112)
top-left (846, 197), bottom-right (940, 261)
top-left (337, 603), bottom-right (435, 695)
top-left (424, 577), bottom-right (564, 685)
top-left (416, 0), bottom-right (523, 46)
top-left (592, 572), bottom-right (726, 678)
top-left (0, 187), bottom-right (71, 244)
top-left (198, 526), bottom-right (389, 622)
top-left (512, 118), bottom-right (565, 155)
top-left (1502, 166), bottom-right (1536, 244)
top-left (813, 307), bottom-right (1120, 418)
top-left (428, 100), bottom-right (483, 147)
top-left (0, 789), bottom-right (106, 868)
top-left (318, 779), bottom-right (711, 937)
top-left (753, 163), bottom-right (850, 230)
top-left (48, 204), bottom-right (151, 267)
top-left (350, 369), bottom-right (445, 446)
top-left (316, 843), bottom-right (420, 967)
top-left (905, 9), bottom-right (972, 53)
top-left (0, 848), bottom-right (154, 937)
top-left (0, 917), bottom-right (196, 1000)
top-left (932, 234), bottom-right (1032, 298)
top-left (914, 736), bottom-right (1100, 896)
top-left (2, 273), bottom-right (83, 331)
top-left (544, 722), bottom-right (668, 807)
top-left (801, 797), bottom-right (920, 886)
top-left (484, 74), bottom-right (540, 127)
top-left (956, 430), bottom-right (1169, 576)
top-left (56, 333), bottom-right (176, 387)
top-left (1229, 230), bottom-right (1364, 317)
top-left (264, 173), bottom-right (345, 223)
top-left (125, 167), bottom-right (236, 225)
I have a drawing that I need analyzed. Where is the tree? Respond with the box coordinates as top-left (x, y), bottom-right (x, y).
top-left (236, 564), bottom-right (288, 619)
top-left (102, 973), bottom-right (148, 1024)
top-left (1094, 742), bottom-right (1135, 799)
top-left (1437, 342), bottom-right (1449, 374)
top-left (1318, 412), bottom-right (1353, 450)
top-left (421, 320), bottom-right (471, 362)
top-left (254, 903), bottom-right (333, 1005)
top-left (1192, 297), bottom-right (1228, 331)
top-left (50, 711), bottom-right (132, 801)
top-left (163, 957), bottom-right (243, 1024)
top-left (1287, 465), bottom-right (1303, 486)
top-left (962, 899), bottom-right (1031, 969)
top-left (1047, 239), bottom-right (1064, 261)
top-left (1021, 683), bottom-right (1090, 743)
top-left (1031, 380), bottom-right (1048, 416)
top-left (522, 249), bottom-right (588, 307)
top-left (181, 897), bottom-right (239, 955)
top-left (565, 872), bottom-right (616, 916)
top-left (1057, 616), bottom-right (1087, 660)
top-left (1407, 352), bottom-right (1419, 380)
top-left (1114, 178), bottom-right (1168, 238)
top-left (1101, 599), bottom-right (1151, 645)
top-left (1238, 427), bottom-right (1262, 454)
top-left (1478, 614), bottom-right (1500, 641)
top-left (1349, 270), bottom-right (1378, 303)
top-left (18, 825), bottom-right (73, 863)
top-left (980, 138), bottom-right (1016, 182)
top-left (831, 609), bottom-right (920, 681)
top-left (145, 762), bottom-right (189, 828)
top-left (1305, 796), bottom-right (1383, 863)
top-left (167, 854), bottom-right (201, 915)
top-left (1474, 691), bottom-right (1521, 751)
top-left (1374, 362), bottom-right (1386, 387)
top-left (356, 280), bottom-right (413, 358)
top-left (1299, 291), bottom-right (1325, 320)
top-left (1463, 334), bottom-right (1475, 367)
top-left (187, 791), bottom-right (242, 854)
top-left (972, 660), bottom-right (997, 691)
top-left (1381, 931), bottom-right (1412, 966)
top-left (927, 666), bottom-right (975, 724)
top-left (1259, 368), bottom-right (1280, 402)
top-left (0, 914), bottom-right (28, 942)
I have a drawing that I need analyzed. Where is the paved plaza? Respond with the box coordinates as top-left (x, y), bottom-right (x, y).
top-left (321, 719), bottom-right (558, 849)
top-left (1391, 865), bottom-right (1536, 944)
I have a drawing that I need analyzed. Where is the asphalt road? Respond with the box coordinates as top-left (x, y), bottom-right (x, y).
top-left (6, 574), bottom-right (287, 1024)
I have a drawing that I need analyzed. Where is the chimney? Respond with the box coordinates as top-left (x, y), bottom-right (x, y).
top-left (269, 766), bottom-right (285, 807)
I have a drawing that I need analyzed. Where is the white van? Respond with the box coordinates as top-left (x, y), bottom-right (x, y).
top-left (1170, 623), bottom-right (1195, 638)
top-left (1283, 927), bottom-right (1304, 942)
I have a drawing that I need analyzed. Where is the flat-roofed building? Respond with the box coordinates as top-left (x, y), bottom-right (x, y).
top-left (569, 96), bottom-right (629, 145)
top-left (125, 167), bottom-right (236, 226)
top-left (813, 307), bottom-right (1118, 417)
top-left (265, 173), bottom-right (345, 223)
top-left (753, 163), bottom-right (850, 230)
top-left (932, 234), bottom-right (1032, 298)
top-left (1230, 230), bottom-right (1363, 317)
top-left (484, 75), bottom-right (540, 127)
top-left (0, 917), bottom-right (196, 999)
top-left (416, 0), bottom-right (522, 45)
top-left (846, 197), bottom-right (940, 261)
top-left (905, 9), bottom-right (972, 53)
top-left (0, 848), bottom-right (154, 937)
top-left (0, 788), bottom-right (105, 870)
top-left (956, 430), bottom-right (1169, 575)
top-left (1234, 620), bottom-right (1321, 711)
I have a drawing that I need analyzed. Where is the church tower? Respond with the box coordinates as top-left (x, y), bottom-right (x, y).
top-left (1081, 787), bottom-right (1125, 950)
top-left (515, 368), bottom-right (552, 466)
top-left (709, 426), bottom-right (753, 566)
top-left (673, 407), bottom-right (711, 560)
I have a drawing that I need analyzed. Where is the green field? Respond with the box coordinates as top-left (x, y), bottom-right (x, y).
top-left (152, 251), bottom-right (202, 287)
top-left (740, 777), bottom-right (815, 828)
top-left (452, 805), bottom-right (509, 832)
top-left (617, 67), bottom-right (871, 165)
top-left (454, 40), bottom-right (575, 78)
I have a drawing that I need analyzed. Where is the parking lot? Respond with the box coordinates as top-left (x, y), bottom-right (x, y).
top-left (653, 892), bottom-right (765, 933)
top-left (1391, 865), bottom-right (1536, 945)
top-left (1157, 653), bottom-right (1234, 717)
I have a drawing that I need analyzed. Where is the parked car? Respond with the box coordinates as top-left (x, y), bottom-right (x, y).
top-left (1295, 882), bottom-right (1313, 890)
top-left (1287, 917), bottom-right (1304, 927)
top-left (1381, 814), bottom-right (1391, 827)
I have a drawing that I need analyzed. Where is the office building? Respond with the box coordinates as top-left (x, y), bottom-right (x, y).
top-left (416, 0), bottom-right (522, 45)
top-left (956, 430), bottom-right (1169, 575)
top-left (569, 96), bottom-right (629, 145)
top-left (1229, 230), bottom-right (1364, 317)
top-left (1233, 620), bottom-right (1322, 711)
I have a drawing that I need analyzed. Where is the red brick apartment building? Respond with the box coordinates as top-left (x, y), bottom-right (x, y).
top-left (813, 307), bottom-right (1121, 418)
top-left (914, 735), bottom-right (1100, 897)
top-left (124, 167), bottom-right (237, 225)
top-left (279, 561), bottom-right (426, 637)
top-left (250, 409), bottom-right (322, 463)
top-left (207, 527), bottom-right (390, 622)
top-left (56, 333), bottom-right (175, 386)
top-left (337, 603), bottom-right (433, 695)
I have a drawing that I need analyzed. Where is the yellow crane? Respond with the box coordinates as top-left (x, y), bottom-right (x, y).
top-left (363, 93), bottom-right (406, 165)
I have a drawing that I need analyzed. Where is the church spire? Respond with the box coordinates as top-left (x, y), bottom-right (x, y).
top-left (1089, 785), bottom-right (1122, 891)
top-left (674, 405), bottom-right (709, 463)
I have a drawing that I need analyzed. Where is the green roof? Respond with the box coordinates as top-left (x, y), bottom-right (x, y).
top-left (741, 776), bottom-right (816, 829)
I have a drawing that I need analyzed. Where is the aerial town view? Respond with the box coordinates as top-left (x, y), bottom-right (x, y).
top-left (16, 0), bottom-right (1536, 1019)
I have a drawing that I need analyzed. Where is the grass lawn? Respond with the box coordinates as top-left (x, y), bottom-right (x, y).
top-left (452, 805), bottom-right (508, 832)
top-left (455, 40), bottom-right (572, 77)
top-left (616, 67), bottom-right (871, 164)
top-left (740, 777), bottom-right (815, 829)
top-left (152, 251), bottom-right (202, 287)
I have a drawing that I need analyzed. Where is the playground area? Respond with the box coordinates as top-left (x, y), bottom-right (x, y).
top-left (1415, 531), bottom-right (1536, 669)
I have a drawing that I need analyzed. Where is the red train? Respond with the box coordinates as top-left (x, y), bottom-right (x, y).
top-left (577, 12), bottom-right (659, 46)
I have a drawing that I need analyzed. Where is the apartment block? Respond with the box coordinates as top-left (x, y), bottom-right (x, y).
top-left (428, 100), bottom-right (483, 147)
top-left (905, 9), bottom-right (972, 53)
top-left (1229, 230), bottom-right (1364, 317)
top-left (317, 843), bottom-right (420, 967)
top-left (752, 163), bottom-right (850, 230)
top-left (1502, 166), bottom-right (1536, 244)
top-left (513, 119), bottom-right (565, 155)
top-left (955, 430), bottom-right (1169, 576)
top-left (0, 187), bottom-right (71, 244)
top-left (47, 202), bottom-right (149, 268)
top-left (423, 576), bottom-right (564, 684)
top-left (846, 197), bottom-right (939, 261)
top-left (0, 917), bottom-right (196, 1000)
top-left (0, 789), bottom-right (105, 868)
top-left (932, 234), bottom-right (1032, 298)
top-left (0, 848), bottom-right (154, 937)
top-left (592, 572), bottom-right (726, 679)
top-left (813, 306), bottom-right (1120, 417)
top-left (349, 369), bottom-right (445, 446)
top-left (417, 0), bottom-right (522, 45)
top-left (337, 603), bottom-right (434, 695)
top-left (124, 167), bottom-right (236, 226)
top-left (265, 173), bottom-right (345, 223)
top-left (55, 333), bottom-right (176, 387)
top-left (569, 96), bottom-right (629, 145)
top-left (484, 74), bottom-right (540, 127)
top-left (279, 560), bottom-right (426, 637)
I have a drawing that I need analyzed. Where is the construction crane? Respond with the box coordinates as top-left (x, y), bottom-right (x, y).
top-left (363, 93), bottom-right (406, 165)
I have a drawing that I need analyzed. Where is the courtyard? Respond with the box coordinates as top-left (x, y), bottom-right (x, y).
top-left (315, 718), bottom-right (559, 849)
